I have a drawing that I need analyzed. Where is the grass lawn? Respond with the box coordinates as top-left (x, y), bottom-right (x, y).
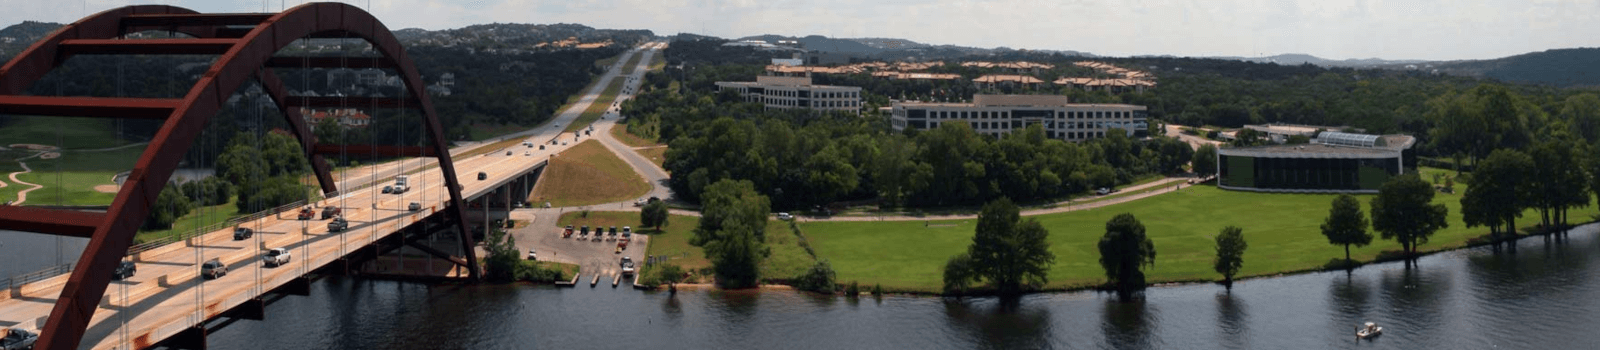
top-left (135, 200), bottom-right (243, 244)
top-left (802, 167), bottom-right (1600, 293)
top-left (608, 123), bottom-right (659, 148)
top-left (620, 49), bottom-right (646, 75)
top-left (529, 140), bottom-right (650, 207)
top-left (562, 78), bottom-right (625, 133)
top-left (0, 116), bottom-right (136, 150)
top-left (634, 147), bottom-right (667, 169)
top-left (558, 211), bottom-right (815, 282)
top-left (647, 50), bottom-right (666, 71)
top-left (2, 147), bottom-right (142, 205)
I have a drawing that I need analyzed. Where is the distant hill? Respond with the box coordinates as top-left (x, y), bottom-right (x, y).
top-left (1205, 53), bottom-right (1425, 68)
top-left (0, 21), bottom-right (63, 61)
top-left (736, 34), bottom-right (883, 54)
top-left (1421, 48), bottom-right (1600, 88)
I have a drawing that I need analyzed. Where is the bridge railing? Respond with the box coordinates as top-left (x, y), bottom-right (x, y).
top-left (1, 263), bottom-right (74, 291)
top-left (125, 199), bottom-right (308, 257)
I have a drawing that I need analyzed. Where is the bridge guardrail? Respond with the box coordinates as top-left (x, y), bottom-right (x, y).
top-left (1, 263), bottom-right (73, 291)
top-left (125, 199), bottom-right (307, 257)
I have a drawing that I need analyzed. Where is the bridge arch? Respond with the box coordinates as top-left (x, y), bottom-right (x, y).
top-left (0, 3), bottom-right (479, 349)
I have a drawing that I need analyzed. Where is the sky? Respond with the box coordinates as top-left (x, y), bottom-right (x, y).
top-left (3, 0), bottom-right (1597, 61)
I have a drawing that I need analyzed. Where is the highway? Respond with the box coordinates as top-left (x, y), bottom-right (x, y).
top-left (0, 42), bottom-right (665, 350)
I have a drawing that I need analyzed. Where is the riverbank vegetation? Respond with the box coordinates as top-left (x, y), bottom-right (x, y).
top-left (800, 172), bottom-right (1599, 293)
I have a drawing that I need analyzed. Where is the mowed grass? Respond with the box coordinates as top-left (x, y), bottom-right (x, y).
top-left (608, 123), bottom-right (659, 148)
top-left (529, 140), bottom-right (650, 207)
top-left (0, 116), bottom-right (134, 149)
top-left (559, 210), bottom-right (816, 281)
top-left (634, 147), bottom-right (667, 169)
top-left (562, 78), bottom-right (625, 133)
top-left (135, 199), bottom-right (244, 244)
top-left (802, 167), bottom-right (1600, 293)
top-left (619, 49), bottom-right (646, 75)
top-left (2, 147), bottom-right (142, 205)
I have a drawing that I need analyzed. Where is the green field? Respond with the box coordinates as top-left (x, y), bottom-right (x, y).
top-left (559, 211), bottom-right (815, 282)
top-left (134, 199), bottom-right (244, 244)
top-left (529, 140), bottom-right (650, 207)
top-left (0, 116), bottom-right (137, 150)
top-left (802, 167), bottom-right (1600, 293)
top-left (1, 146), bottom-right (142, 205)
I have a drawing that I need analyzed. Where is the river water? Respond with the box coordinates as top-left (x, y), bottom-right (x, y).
top-left (192, 223), bottom-right (1599, 349)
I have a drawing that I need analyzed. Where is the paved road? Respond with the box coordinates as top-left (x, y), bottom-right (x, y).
top-left (1166, 123), bottom-right (1223, 150)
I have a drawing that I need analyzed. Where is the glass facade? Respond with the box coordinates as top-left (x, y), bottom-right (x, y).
top-left (1220, 155), bottom-right (1400, 191)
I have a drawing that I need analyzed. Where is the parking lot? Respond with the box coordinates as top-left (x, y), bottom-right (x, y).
top-left (509, 208), bottom-right (648, 284)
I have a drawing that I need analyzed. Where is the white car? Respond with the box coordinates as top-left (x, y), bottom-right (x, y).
top-left (263, 248), bottom-right (291, 267)
top-left (527, 248), bottom-right (537, 261)
top-left (777, 212), bottom-right (793, 221)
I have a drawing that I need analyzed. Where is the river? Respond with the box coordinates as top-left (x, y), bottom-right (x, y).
top-left (198, 222), bottom-right (1600, 349)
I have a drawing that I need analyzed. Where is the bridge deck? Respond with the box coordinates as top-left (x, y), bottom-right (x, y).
top-left (0, 43), bottom-right (657, 349)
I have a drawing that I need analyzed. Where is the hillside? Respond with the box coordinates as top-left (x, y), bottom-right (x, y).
top-left (1423, 48), bottom-right (1600, 88)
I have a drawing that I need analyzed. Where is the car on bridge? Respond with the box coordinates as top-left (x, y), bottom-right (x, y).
top-left (1, 328), bottom-right (37, 350)
top-left (297, 207), bottom-right (315, 220)
top-left (478, 172), bottom-right (487, 180)
top-left (112, 261), bottom-right (137, 280)
top-left (328, 217), bottom-right (349, 232)
top-left (233, 227), bottom-right (253, 240)
top-left (263, 248), bottom-right (291, 267)
top-left (382, 185), bottom-right (394, 194)
top-left (408, 202), bottom-right (422, 212)
top-left (201, 258), bottom-right (228, 279)
top-left (321, 206), bottom-right (342, 219)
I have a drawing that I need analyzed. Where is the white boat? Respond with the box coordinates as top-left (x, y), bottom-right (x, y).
top-left (1356, 322), bottom-right (1383, 339)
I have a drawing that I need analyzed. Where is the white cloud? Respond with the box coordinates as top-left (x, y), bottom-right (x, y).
top-left (1, 0), bottom-right (1595, 61)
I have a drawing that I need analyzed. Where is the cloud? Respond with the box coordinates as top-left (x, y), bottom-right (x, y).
top-left (2, 0), bottom-right (1594, 61)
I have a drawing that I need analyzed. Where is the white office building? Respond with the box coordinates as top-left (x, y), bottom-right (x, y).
top-left (890, 95), bottom-right (1149, 141)
top-left (715, 76), bottom-right (863, 114)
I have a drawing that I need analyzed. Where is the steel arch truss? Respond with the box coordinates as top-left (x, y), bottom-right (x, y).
top-left (0, 3), bottom-right (480, 349)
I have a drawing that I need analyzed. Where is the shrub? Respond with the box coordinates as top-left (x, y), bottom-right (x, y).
top-left (793, 259), bottom-right (837, 293)
top-left (844, 281), bottom-right (860, 297)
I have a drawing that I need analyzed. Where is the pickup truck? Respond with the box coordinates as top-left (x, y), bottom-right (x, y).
top-left (0, 328), bottom-right (37, 350)
top-left (263, 248), bottom-right (291, 267)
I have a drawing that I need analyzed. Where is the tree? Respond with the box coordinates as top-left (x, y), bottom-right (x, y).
top-left (656, 263), bottom-right (686, 293)
top-left (1285, 134), bottom-right (1311, 144)
top-left (481, 227), bottom-right (520, 283)
top-left (1099, 213), bottom-right (1156, 301)
top-left (942, 253), bottom-right (977, 295)
top-left (1462, 149), bottom-right (1534, 240)
top-left (1320, 194), bottom-right (1372, 264)
top-left (961, 198), bottom-right (1055, 295)
top-left (640, 199), bottom-right (669, 231)
top-left (1527, 138), bottom-right (1591, 233)
top-left (144, 185), bottom-right (194, 230)
top-left (794, 259), bottom-right (837, 293)
top-left (1371, 175), bottom-right (1450, 258)
top-left (1193, 144), bottom-right (1218, 177)
top-left (1213, 226), bottom-right (1247, 291)
top-left (691, 179), bottom-right (771, 288)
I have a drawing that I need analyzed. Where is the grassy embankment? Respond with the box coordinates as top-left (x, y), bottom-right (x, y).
top-left (562, 78), bottom-right (626, 134)
top-left (801, 167), bottom-right (1600, 293)
top-left (557, 211), bottom-right (815, 283)
top-left (528, 140), bottom-right (650, 207)
top-left (619, 48), bottom-right (646, 75)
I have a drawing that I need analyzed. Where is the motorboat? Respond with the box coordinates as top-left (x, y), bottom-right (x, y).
top-left (1356, 322), bottom-right (1383, 339)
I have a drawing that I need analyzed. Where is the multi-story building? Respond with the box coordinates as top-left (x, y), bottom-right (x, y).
top-left (715, 76), bottom-right (863, 114)
top-left (890, 94), bottom-right (1148, 141)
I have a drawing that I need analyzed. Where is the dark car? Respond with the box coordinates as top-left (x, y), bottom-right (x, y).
top-left (297, 207), bottom-right (314, 220)
top-left (408, 202), bottom-right (422, 211)
top-left (328, 217), bottom-right (349, 232)
top-left (1, 328), bottom-right (37, 350)
top-left (112, 261), bottom-right (136, 280)
top-left (232, 227), bottom-right (253, 240)
top-left (321, 206), bottom-right (342, 219)
top-left (201, 258), bottom-right (227, 279)
top-left (478, 172), bottom-right (487, 180)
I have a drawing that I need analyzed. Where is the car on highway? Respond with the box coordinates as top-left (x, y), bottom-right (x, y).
top-left (321, 206), bottom-right (342, 219)
top-left (382, 185), bottom-right (393, 194)
top-left (478, 172), bottom-right (487, 180)
top-left (201, 258), bottom-right (227, 279)
top-left (232, 227), bottom-right (253, 240)
top-left (620, 257), bottom-right (636, 276)
top-left (112, 261), bottom-right (137, 280)
top-left (1, 328), bottom-right (37, 350)
top-left (527, 248), bottom-right (537, 261)
top-left (297, 207), bottom-right (315, 220)
top-left (328, 217), bottom-right (349, 232)
top-left (263, 248), bottom-right (291, 267)
top-left (408, 202), bottom-right (422, 211)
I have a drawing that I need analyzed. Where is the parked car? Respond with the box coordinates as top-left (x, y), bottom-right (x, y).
top-left (1096, 187), bottom-right (1112, 195)
top-left (634, 199), bottom-right (646, 207)
top-left (297, 208), bottom-right (315, 220)
top-left (777, 212), bottom-right (793, 221)
top-left (506, 151), bottom-right (512, 156)
top-left (321, 206), bottom-right (342, 219)
top-left (562, 225), bottom-right (575, 238)
top-left (328, 217), bottom-right (348, 232)
top-left (580, 225), bottom-right (589, 236)
top-left (232, 227), bottom-right (253, 240)
top-left (112, 261), bottom-right (137, 280)
top-left (620, 257), bottom-right (636, 276)
top-left (201, 258), bottom-right (227, 279)
top-left (478, 172), bottom-right (487, 180)
top-left (527, 248), bottom-right (537, 261)
top-left (263, 248), bottom-right (291, 267)
top-left (1, 328), bottom-right (37, 350)
top-left (408, 202), bottom-right (422, 211)
top-left (622, 226), bottom-right (632, 239)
